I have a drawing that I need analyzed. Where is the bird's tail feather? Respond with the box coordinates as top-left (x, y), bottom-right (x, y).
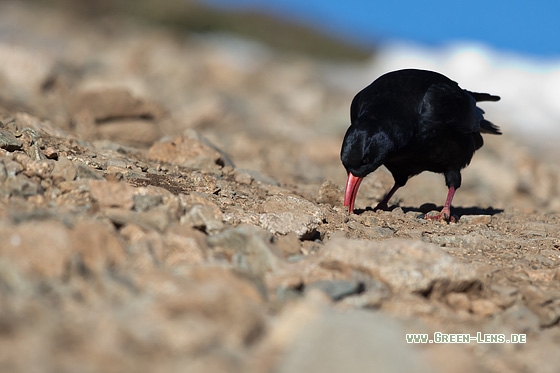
top-left (467, 90), bottom-right (500, 102)
top-left (480, 119), bottom-right (501, 134)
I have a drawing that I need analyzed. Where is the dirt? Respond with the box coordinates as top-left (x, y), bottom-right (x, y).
top-left (0, 2), bottom-right (559, 373)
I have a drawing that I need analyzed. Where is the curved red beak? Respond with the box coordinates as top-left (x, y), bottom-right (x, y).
top-left (344, 172), bottom-right (363, 213)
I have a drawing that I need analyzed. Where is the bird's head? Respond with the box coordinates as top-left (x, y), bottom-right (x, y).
top-left (340, 126), bottom-right (393, 177)
top-left (340, 125), bottom-right (394, 213)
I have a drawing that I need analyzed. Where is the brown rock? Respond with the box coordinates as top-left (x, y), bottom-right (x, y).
top-left (0, 220), bottom-right (72, 278)
top-left (71, 87), bottom-right (164, 122)
top-left (148, 135), bottom-right (222, 169)
top-left (70, 221), bottom-right (127, 273)
top-left (69, 87), bottom-right (165, 145)
top-left (23, 159), bottom-right (55, 179)
top-left (131, 266), bottom-right (266, 352)
top-left (161, 224), bottom-right (208, 267)
top-left (105, 206), bottom-right (174, 232)
top-left (316, 180), bottom-right (343, 206)
top-left (182, 204), bottom-right (224, 233)
top-left (460, 215), bottom-right (492, 225)
top-left (119, 224), bottom-right (160, 270)
top-left (95, 119), bottom-right (162, 147)
top-left (471, 299), bottom-right (500, 317)
top-left (89, 180), bottom-right (135, 209)
top-left (274, 232), bottom-right (301, 257)
top-left (51, 157), bottom-right (77, 182)
top-left (0, 44), bottom-right (54, 104)
top-left (446, 292), bottom-right (471, 311)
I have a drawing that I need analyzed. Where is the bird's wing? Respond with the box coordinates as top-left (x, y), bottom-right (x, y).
top-left (350, 91), bottom-right (362, 123)
top-left (350, 89), bottom-right (375, 123)
top-left (419, 82), bottom-right (481, 134)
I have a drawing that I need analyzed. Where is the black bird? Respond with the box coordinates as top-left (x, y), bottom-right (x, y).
top-left (340, 69), bottom-right (500, 221)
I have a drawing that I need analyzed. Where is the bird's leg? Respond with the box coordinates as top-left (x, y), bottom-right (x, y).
top-left (374, 182), bottom-right (401, 211)
top-left (425, 186), bottom-right (456, 222)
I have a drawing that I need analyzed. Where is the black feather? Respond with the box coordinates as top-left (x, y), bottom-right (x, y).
top-left (340, 69), bottom-right (501, 215)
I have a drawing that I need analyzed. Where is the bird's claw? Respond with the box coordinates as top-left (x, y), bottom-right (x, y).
top-left (424, 210), bottom-right (457, 223)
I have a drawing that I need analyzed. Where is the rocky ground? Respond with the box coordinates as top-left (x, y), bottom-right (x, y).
top-left (1, 2), bottom-right (560, 372)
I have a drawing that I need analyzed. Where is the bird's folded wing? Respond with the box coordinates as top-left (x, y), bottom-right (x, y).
top-left (419, 82), bottom-right (480, 134)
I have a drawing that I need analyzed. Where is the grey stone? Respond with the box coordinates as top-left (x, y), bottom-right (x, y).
top-left (238, 168), bottom-right (279, 186)
top-left (261, 195), bottom-right (325, 221)
top-left (520, 285), bottom-right (560, 327)
top-left (105, 158), bottom-right (129, 169)
top-left (258, 212), bottom-right (320, 240)
top-left (208, 225), bottom-right (282, 277)
top-left (133, 194), bottom-right (163, 212)
top-left (0, 128), bottom-right (23, 151)
top-left (21, 128), bottom-right (46, 161)
top-left (340, 286), bottom-right (392, 309)
top-left (366, 226), bottom-right (395, 238)
top-left (258, 195), bottom-right (325, 239)
top-left (490, 285), bottom-right (519, 308)
top-left (26, 141), bottom-right (46, 161)
top-left (2, 157), bottom-right (23, 178)
top-left (305, 280), bottom-right (364, 301)
top-left (0, 259), bottom-right (30, 294)
top-left (488, 304), bottom-right (541, 335)
top-left (346, 220), bottom-right (395, 239)
top-left (75, 161), bottom-right (104, 180)
top-left (426, 233), bottom-right (492, 251)
top-left (0, 160), bottom-right (7, 183)
top-left (4, 174), bottom-right (42, 197)
top-left (182, 204), bottom-right (224, 233)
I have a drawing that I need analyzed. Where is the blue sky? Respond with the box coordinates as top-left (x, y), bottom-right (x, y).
top-left (201, 0), bottom-right (560, 59)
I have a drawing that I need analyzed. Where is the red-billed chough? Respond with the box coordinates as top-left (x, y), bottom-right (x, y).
top-left (340, 69), bottom-right (501, 221)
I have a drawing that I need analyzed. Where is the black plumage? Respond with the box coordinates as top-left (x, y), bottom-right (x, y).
top-left (340, 69), bottom-right (501, 221)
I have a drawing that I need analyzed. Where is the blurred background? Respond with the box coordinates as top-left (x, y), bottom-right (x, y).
top-left (1, 0), bottom-right (560, 206)
top-left (13, 0), bottom-right (560, 158)
top-left (202, 0), bottom-right (560, 159)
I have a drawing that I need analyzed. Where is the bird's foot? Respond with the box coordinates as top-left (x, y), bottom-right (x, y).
top-left (424, 208), bottom-right (457, 223)
top-left (373, 202), bottom-right (391, 211)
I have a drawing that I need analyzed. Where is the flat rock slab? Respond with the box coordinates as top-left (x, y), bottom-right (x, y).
top-left (270, 301), bottom-right (434, 373)
top-left (318, 238), bottom-right (481, 296)
top-left (258, 195), bottom-right (325, 239)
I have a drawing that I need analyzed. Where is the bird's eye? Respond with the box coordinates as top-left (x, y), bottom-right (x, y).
top-left (362, 157), bottom-right (370, 165)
